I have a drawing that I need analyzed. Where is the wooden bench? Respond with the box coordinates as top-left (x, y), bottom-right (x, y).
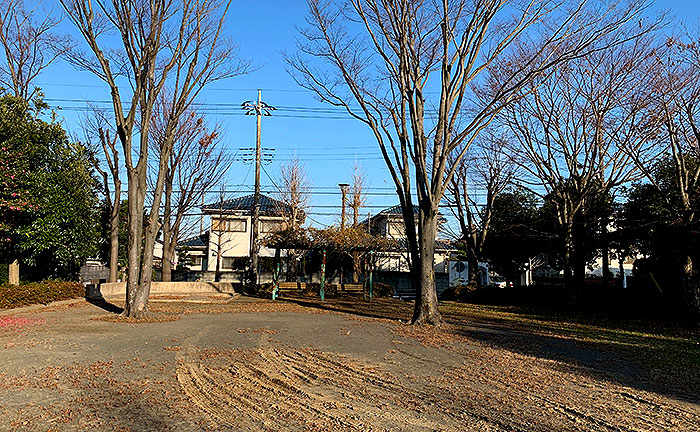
top-left (276, 282), bottom-right (306, 296)
top-left (340, 283), bottom-right (364, 294)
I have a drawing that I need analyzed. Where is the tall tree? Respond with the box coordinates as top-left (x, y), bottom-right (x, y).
top-left (483, 187), bottom-right (544, 286)
top-left (277, 157), bottom-right (310, 231)
top-left (446, 132), bottom-right (518, 289)
top-left (81, 108), bottom-right (121, 283)
top-left (0, 0), bottom-right (71, 100)
top-left (150, 102), bottom-right (228, 282)
top-left (637, 33), bottom-right (700, 323)
top-left (349, 161), bottom-right (368, 283)
top-left (0, 93), bottom-right (100, 280)
top-left (276, 157), bottom-right (310, 281)
top-left (504, 33), bottom-right (662, 296)
top-left (61, 0), bottom-right (246, 317)
top-left (288, 0), bottom-right (656, 324)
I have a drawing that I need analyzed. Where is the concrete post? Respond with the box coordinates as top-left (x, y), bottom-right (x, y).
top-left (9, 259), bottom-right (19, 285)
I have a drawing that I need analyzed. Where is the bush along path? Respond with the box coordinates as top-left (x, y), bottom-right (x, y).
top-left (0, 281), bottom-right (84, 310)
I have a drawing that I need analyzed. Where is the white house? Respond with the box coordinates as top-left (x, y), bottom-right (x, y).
top-left (364, 204), bottom-right (452, 273)
top-left (176, 194), bottom-right (289, 280)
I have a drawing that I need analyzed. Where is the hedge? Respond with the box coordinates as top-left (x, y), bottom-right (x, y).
top-left (0, 281), bottom-right (84, 309)
top-left (0, 263), bottom-right (8, 285)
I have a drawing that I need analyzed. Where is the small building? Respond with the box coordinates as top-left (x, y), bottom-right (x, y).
top-left (176, 194), bottom-right (289, 281)
top-left (363, 204), bottom-right (453, 298)
top-left (79, 259), bottom-right (109, 285)
top-left (177, 232), bottom-right (209, 272)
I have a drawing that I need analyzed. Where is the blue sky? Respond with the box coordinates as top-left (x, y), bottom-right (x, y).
top-left (36, 0), bottom-right (700, 231)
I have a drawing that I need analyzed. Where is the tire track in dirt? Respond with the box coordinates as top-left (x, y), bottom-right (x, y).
top-left (433, 348), bottom-right (700, 432)
top-left (175, 336), bottom-right (496, 431)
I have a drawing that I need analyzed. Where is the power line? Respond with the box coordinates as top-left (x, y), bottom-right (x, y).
top-left (37, 83), bottom-right (315, 93)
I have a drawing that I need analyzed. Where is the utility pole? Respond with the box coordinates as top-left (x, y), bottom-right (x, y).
top-left (242, 90), bottom-right (275, 289)
top-left (339, 183), bottom-right (349, 230)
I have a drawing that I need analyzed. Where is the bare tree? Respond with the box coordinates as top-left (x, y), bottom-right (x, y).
top-left (0, 0), bottom-right (71, 100)
top-left (81, 107), bottom-right (121, 283)
top-left (349, 162), bottom-right (367, 227)
top-left (504, 34), bottom-right (662, 295)
top-left (276, 157), bottom-right (311, 281)
top-left (277, 157), bottom-right (311, 230)
top-left (349, 161), bottom-right (368, 283)
top-left (445, 132), bottom-right (518, 289)
top-left (61, 0), bottom-right (246, 318)
top-left (150, 100), bottom-right (229, 282)
top-left (639, 32), bottom-right (700, 321)
top-left (288, 0), bottom-right (656, 324)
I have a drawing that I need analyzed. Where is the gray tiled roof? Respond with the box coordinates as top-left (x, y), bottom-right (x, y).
top-left (178, 232), bottom-right (209, 248)
top-left (377, 204), bottom-right (420, 215)
top-left (201, 193), bottom-right (291, 215)
top-left (361, 204), bottom-right (446, 226)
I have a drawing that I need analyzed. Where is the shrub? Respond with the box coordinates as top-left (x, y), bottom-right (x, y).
top-left (0, 280), bottom-right (84, 309)
top-left (306, 282), bottom-right (338, 297)
top-left (0, 263), bottom-right (7, 284)
top-left (371, 282), bottom-right (394, 297)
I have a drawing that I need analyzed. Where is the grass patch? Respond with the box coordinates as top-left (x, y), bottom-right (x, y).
top-left (440, 302), bottom-right (700, 368)
top-left (0, 281), bottom-right (84, 309)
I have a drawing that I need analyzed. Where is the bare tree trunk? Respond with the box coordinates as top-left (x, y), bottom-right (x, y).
top-left (601, 213), bottom-right (610, 289)
top-left (161, 235), bottom-right (172, 283)
top-left (412, 210), bottom-right (444, 325)
top-left (162, 243), bottom-right (174, 282)
top-left (108, 198), bottom-right (120, 283)
top-left (134, 136), bottom-right (172, 316)
top-left (467, 251), bottom-right (480, 290)
top-left (161, 177), bottom-right (173, 282)
top-left (563, 222), bottom-right (576, 302)
top-left (572, 222), bottom-right (587, 300)
top-left (352, 251), bottom-right (361, 284)
top-left (125, 175), bottom-right (146, 316)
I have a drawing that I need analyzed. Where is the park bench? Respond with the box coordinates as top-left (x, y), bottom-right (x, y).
top-left (340, 283), bottom-right (364, 295)
top-left (277, 281), bottom-right (304, 295)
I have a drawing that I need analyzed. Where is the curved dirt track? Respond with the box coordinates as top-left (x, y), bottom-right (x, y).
top-left (176, 342), bottom-right (496, 432)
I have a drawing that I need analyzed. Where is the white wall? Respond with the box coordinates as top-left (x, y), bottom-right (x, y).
top-left (206, 215), bottom-right (284, 272)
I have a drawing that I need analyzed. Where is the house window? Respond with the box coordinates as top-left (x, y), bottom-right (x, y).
top-left (388, 221), bottom-right (405, 236)
top-left (221, 257), bottom-right (246, 270)
top-left (212, 217), bottom-right (247, 232)
top-left (261, 220), bottom-right (284, 233)
top-left (191, 256), bottom-right (202, 266)
top-left (228, 219), bottom-right (247, 232)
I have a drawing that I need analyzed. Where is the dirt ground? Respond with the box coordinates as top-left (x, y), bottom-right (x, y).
top-left (0, 295), bottom-right (698, 431)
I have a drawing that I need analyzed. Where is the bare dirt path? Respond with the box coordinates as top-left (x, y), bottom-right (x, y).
top-left (0, 296), bottom-right (698, 431)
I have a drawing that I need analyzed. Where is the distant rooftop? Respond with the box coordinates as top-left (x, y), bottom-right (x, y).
top-left (201, 193), bottom-right (292, 216)
top-left (178, 232), bottom-right (209, 248)
top-left (376, 204), bottom-right (420, 216)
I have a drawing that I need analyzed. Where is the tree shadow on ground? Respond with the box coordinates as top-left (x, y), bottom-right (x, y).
top-left (277, 295), bottom-right (700, 405)
top-left (279, 295), bottom-right (409, 321)
top-left (453, 324), bottom-right (700, 404)
top-left (86, 297), bottom-right (124, 314)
